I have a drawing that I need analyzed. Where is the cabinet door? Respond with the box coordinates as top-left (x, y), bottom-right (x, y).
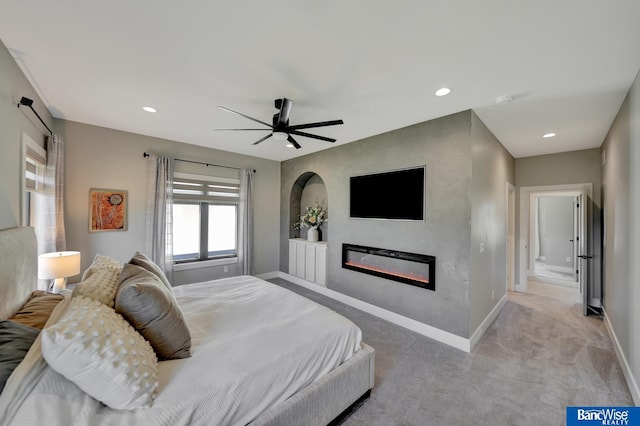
top-left (305, 245), bottom-right (316, 282)
top-left (315, 246), bottom-right (327, 286)
top-left (296, 243), bottom-right (306, 279)
top-left (288, 241), bottom-right (297, 275)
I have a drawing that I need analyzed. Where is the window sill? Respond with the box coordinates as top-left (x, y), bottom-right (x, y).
top-left (173, 257), bottom-right (237, 271)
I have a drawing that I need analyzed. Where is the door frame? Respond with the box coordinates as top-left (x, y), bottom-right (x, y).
top-left (506, 183), bottom-right (516, 292)
top-left (517, 183), bottom-right (593, 302)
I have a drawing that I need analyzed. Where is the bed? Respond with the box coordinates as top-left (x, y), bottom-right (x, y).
top-left (0, 227), bottom-right (375, 425)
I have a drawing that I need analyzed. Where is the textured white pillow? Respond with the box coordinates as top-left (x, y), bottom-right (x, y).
top-left (41, 296), bottom-right (158, 410)
top-left (81, 254), bottom-right (122, 281)
top-left (72, 266), bottom-right (121, 308)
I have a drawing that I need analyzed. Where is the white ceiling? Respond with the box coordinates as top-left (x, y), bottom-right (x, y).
top-left (1, 1), bottom-right (639, 162)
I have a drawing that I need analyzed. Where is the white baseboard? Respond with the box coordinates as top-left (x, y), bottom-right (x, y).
top-left (543, 264), bottom-right (573, 274)
top-left (469, 293), bottom-right (508, 351)
top-left (259, 271), bottom-right (475, 352)
top-left (603, 309), bottom-right (640, 405)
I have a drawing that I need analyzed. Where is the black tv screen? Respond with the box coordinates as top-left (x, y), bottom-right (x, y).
top-left (350, 166), bottom-right (425, 220)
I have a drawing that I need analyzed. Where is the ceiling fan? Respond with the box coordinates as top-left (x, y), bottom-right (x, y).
top-left (216, 98), bottom-right (343, 149)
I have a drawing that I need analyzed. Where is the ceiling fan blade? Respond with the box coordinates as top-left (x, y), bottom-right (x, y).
top-left (289, 130), bottom-right (337, 143)
top-left (286, 119), bottom-right (344, 130)
top-left (287, 135), bottom-right (302, 149)
top-left (218, 106), bottom-right (273, 128)
top-left (252, 134), bottom-right (273, 145)
top-left (215, 128), bottom-right (271, 131)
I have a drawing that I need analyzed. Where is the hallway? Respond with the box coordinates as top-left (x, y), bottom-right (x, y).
top-left (527, 276), bottom-right (581, 304)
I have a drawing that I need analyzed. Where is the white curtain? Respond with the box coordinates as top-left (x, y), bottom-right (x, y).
top-left (145, 155), bottom-right (174, 283)
top-left (238, 169), bottom-right (254, 275)
top-left (36, 134), bottom-right (66, 254)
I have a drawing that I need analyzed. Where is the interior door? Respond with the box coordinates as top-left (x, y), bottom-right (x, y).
top-left (573, 196), bottom-right (579, 281)
top-left (577, 189), bottom-right (590, 316)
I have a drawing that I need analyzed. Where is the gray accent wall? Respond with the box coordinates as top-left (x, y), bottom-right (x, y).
top-left (601, 68), bottom-right (640, 403)
top-left (60, 120), bottom-right (281, 284)
top-left (281, 110), bottom-right (514, 338)
top-left (0, 39), bottom-right (55, 230)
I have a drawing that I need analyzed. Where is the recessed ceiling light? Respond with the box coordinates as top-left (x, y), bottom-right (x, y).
top-left (435, 87), bottom-right (452, 97)
top-left (543, 132), bottom-right (556, 138)
top-left (143, 106), bottom-right (157, 113)
top-left (286, 143), bottom-right (294, 148)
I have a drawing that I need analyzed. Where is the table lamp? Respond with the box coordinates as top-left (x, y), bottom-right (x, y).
top-left (38, 251), bottom-right (81, 293)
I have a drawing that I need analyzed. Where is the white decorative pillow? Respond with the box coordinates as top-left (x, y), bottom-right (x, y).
top-left (81, 254), bottom-right (122, 281)
top-left (72, 267), bottom-right (121, 308)
top-left (41, 296), bottom-right (158, 410)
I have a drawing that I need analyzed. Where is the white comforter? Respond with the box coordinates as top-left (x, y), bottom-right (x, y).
top-left (0, 275), bottom-right (362, 426)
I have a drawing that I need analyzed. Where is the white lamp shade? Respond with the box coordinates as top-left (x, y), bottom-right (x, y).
top-left (38, 251), bottom-right (81, 279)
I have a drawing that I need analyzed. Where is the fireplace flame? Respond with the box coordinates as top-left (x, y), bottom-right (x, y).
top-left (344, 260), bottom-right (429, 283)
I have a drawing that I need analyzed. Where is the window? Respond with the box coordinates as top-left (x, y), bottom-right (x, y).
top-left (21, 133), bottom-right (46, 227)
top-left (172, 172), bottom-right (239, 263)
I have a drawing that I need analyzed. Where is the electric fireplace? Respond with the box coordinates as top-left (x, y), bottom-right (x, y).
top-left (342, 243), bottom-right (435, 291)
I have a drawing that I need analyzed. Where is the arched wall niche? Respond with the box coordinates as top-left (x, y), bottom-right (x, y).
top-left (289, 172), bottom-right (329, 240)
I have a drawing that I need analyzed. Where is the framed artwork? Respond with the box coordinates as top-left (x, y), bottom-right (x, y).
top-left (89, 188), bottom-right (128, 232)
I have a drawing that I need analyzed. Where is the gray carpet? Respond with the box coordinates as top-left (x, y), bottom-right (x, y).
top-left (267, 278), bottom-right (634, 426)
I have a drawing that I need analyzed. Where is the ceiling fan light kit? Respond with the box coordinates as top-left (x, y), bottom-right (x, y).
top-left (272, 131), bottom-right (289, 141)
top-left (217, 98), bottom-right (343, 149)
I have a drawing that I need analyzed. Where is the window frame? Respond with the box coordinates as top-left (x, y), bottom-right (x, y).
top-left (171, 172), bottom-right (240, 266)
top-left (20, 133), bottom-right (46, 227)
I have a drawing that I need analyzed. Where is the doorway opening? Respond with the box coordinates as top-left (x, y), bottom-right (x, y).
top-left (518, 183), bottom-right (594, 315)
top-left (531, 193), bottom-right (579, 286)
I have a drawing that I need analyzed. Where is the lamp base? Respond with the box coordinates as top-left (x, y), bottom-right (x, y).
top-left (51, 277), bottom-right (67, 293)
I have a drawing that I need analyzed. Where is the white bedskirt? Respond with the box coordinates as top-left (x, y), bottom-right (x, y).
top-left (0, 275), bottom-right (362, 426)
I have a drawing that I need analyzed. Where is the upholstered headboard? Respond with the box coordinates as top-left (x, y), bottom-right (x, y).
top-left (0, 227), bottom-right (38, 319)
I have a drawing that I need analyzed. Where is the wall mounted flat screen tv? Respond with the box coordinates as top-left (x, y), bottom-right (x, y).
top-left (350, 166), bottom-right (425, 220)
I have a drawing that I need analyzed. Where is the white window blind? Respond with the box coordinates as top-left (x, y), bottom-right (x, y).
top-left (173, 172), bottom-right (240, 204)
top-left (172, 172), bottom-right (240, 263)
top-left (24, 143), bottom-right (46, 192)
top-left (21, 133), bottom-right (47, 227)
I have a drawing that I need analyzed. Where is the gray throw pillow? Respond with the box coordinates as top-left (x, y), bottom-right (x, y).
top-left (0, 320), bottom-right (40, 393)
top-left (129, 251), bottom-right (173, 293)
top-left (115, 264), bottom-right (191, 360)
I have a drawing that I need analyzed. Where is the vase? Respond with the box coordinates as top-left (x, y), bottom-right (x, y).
top-left (307, 226), bottom-right (319, 242)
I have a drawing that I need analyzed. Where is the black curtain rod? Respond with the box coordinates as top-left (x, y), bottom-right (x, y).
top-left (17, 97), bottom-right (53, 136)
top-left (143, 152), bottom-right (255, 173)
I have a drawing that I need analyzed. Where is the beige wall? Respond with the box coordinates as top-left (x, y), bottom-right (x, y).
top-left (61, 120), bottom-right (281, 285)
top-left (470, 112), bottom-right (515, 334)
top-left (601, 68), bottom-right (640, 404)
top-left (0, 39), bottom-right (54, 230)
top-left (1, 37), bottom-right (281, 283)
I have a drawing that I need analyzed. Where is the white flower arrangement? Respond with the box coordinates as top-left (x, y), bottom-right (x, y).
top-left (294, 202), bottom-right (327, 230)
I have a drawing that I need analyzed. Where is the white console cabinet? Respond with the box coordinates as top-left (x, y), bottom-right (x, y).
top-left (288, 238), bottom-right (327, 286)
